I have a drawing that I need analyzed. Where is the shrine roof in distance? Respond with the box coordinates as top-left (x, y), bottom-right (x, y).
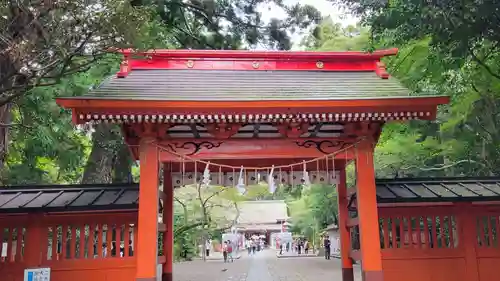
top-left (56, 48), bottom-right (449, 126)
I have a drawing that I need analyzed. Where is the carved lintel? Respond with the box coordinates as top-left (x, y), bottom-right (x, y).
top-left (126, 123), bottom-right (171, 139)
top-left (280, 123), bottom-right (309, 138)
top-left (157, 124), bottom-right (172, 139)
top-left (206, 124), bottom-right (241, 139)
top-left (169, 141), bottom-right (223, 156)
top-left (143, 123), bottom-right (154, 137)
top-left (343, 123), bottom-right (358, 136)
top-left (360, 122), bottom-right (370, 135)
top-left (295, 140), bottom-right (351, 154)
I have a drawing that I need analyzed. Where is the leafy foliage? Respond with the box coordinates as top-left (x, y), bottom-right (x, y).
top-left (306, 16), bottom-right (500, 178)
top-left (0, 0), bottom-right (162, 104)
top-left (133, 0), bottom-right (321, 50)
top-left (287, 184), bottom-right (338, 246)
top-left (6, 0), bottom-right (500, 262)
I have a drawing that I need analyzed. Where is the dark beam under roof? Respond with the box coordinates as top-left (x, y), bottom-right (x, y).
top-left (2, 177), bottom-right (500, 214)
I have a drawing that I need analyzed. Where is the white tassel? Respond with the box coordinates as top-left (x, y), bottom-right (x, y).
top-left (302, 161), bottom-right (311, 188)
top-left (236, 166), bottom-right (246, 195)
top-left (268, 166), bottom-right (276, 194)
top-left (202, 162), bottom-right (211, 187)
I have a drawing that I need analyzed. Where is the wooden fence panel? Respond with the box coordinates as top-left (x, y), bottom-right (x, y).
top-left (0, 212), bottom-right (138, 281)
top-left (377, 204), bottom-right (500, 281)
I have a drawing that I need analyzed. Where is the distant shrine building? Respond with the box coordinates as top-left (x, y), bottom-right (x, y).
top-left (234, 200), bottom-right (289, 246)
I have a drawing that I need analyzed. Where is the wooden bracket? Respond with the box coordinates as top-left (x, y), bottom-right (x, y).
top-left (116, 57), bottom-right (131, 78)
top-left (280, 123), bottom-right (309, 138)
top-left (206, 124), bottom-right (241, 139)
top-left (127, 123), bottom-right (171, 140)
top-left (375, 61), bottom-right (390, 79)
top-left (343, 123), bottom-right (358, 136)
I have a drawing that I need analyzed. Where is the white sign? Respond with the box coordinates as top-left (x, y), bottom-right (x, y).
top-left (1, 242), bottom-right (7, 257)
top-left (24, 268), bottom-right (50, 281)
top-left (156, 264), bottom-right (162, 281)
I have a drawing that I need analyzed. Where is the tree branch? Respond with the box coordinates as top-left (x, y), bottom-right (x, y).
top-left (470, 50), bottom-right (500, 81)
top-left (398, 159), bottom-right (487, 171)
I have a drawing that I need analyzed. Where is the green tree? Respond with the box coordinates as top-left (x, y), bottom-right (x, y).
top-left (288, 184), bottom-right (338, 247)
top-left (0, 0), bottom-right (167, 176)
top-left (332, 0), bottom-right (500, 177)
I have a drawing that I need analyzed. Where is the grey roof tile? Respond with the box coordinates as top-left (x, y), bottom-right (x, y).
top-left (0, 184), bottom-right (139, 213)
top-left (93, 190), bottom-right (122, 205)
top-left (1, 193), bottom-right (37, 208)
top-left (47, 191), bottom-right (80, 207)
top-left (115, 190), bottom-right (139, 205)
top-left (23, 192), bottom-right (59, 208)
top-left (373, 177), bottom-right (500, 203)
top-left (70, 191), bottom-right (101, 206)
top-left (237, 200), bottom-right (288, 224)
top-left (73, 69), bottom-right (413, 101)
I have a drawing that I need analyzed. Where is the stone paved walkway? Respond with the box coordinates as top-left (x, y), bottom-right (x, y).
top-left (174, 249), bottom-right (361, 281)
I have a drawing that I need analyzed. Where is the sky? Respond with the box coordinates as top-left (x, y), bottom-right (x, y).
top-left (258, 0), bottom-right (359, 49)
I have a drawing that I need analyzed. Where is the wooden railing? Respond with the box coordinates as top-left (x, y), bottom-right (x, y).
top-left (373, 204), bottom-right (500, 281)
top-left (0, 225), bottom-right (24, 263)
top-left (1, 212), bottom-right (138, 264)
top-left (379, 211), bottom-right (459, 251)
top-left (0, 212), bottom-right (139, 281)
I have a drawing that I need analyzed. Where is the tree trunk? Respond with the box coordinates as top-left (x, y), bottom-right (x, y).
top-left (112, 139), bottom-right (133, 183)
top-left (0, 54), bottom-right (18, 171)
top-left (0, 104), bottom-right (11, 169)
top-left (81, 123), bottom-right (122, 184)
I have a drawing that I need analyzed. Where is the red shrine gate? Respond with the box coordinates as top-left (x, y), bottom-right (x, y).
top-left (55, 49), bottom-right (448, 281)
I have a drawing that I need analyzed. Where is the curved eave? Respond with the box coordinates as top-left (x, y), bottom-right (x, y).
top-left (56, 96), bottom-right (449, 110)
top-left (56, 96), bottom-right (449, 125)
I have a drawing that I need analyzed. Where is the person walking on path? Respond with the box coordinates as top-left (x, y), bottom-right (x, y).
top-left (304, 240), bottom-right (309, 254)
top-left (297, 239), bottom-right (303, 255)
top-left (324, 236), bottom-right (331, 260)
top-left (222, 241), bottom-right (229, 263)
top-left (205, 240), bottom-right (211, 257)
top-left (246, 240), bottom-right (252, 255)
top-left (226, 240), bottom-right (234, 262)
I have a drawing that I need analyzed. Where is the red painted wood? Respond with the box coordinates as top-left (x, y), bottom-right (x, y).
top-left (124, 224), bottom-right (130, 257)
top-left (163, 168), bottom-right (174, 276)
top-left (157, 139), bottom-right (357, 162)
top-left (59, 96), bottom-right (448, 110)
top-left (128, 58), bottom-right (377, 71)
top-left (119, 48), bottom-right (399, 60)
top-left (79, 224), bottom-right (85, 258)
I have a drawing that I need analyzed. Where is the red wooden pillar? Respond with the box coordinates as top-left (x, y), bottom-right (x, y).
top-left (23, 216), bottom-right (43, 266)
top-left (337, 167), bottom-right (354, 281)
top-left (136, 138), bottom-right (160, 281)
top-left (355, 140), bottom-right (383, 281)
top-left (162, 165), bottom-right (174, 281)
top-left (458, 203), bottom-right (480, 281)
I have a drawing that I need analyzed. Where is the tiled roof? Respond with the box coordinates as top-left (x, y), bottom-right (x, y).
top-left (373, 177), bottom-right (500, 203)
top-left (0, 183), bottom-right (139, 213)
top-left (74, 70), bottom-right (411, 101)
top-left (237, 223), bottom-right (283, 232)
top-left (236, 200), bottom-right (288, 225)
top-left (2, 177), bottom-right (500, 214)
